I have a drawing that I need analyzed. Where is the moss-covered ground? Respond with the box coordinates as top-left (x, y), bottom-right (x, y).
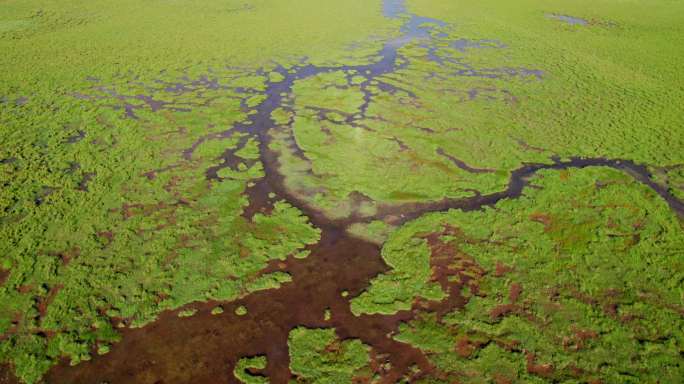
top-left (1, 0), bottom-right (683, 382)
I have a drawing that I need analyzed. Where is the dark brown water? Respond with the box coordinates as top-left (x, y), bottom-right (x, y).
top-left (45, 227), bottom-right (435, 384)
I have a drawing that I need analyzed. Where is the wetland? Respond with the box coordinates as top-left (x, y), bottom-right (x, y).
top-left (1, 0), bottom-right (683, 383)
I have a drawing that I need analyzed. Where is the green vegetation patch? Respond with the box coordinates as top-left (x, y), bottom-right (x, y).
top-left (347, 220), bottom-right (394, 245)
top-left (406, 0), bottom-right (684, 167)
top-left (235, 305), bottom-right (248, 316)
top-left (177, 308), bottom-right (198, 318)
top-left (350, 222), bottom-right (446, 315)
top-left (288, 327), bottom-right (373, 383)
top-left (234, 355), bottom-right (269, 384)
top-left (382, 167), bottom-right (684, 382)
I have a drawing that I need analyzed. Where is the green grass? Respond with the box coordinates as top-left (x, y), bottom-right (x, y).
top-left (287, 327), bottom-right (372, 384)
top-left (405, 0), bottom-right (684, 166)
top-left (234, 356), bottom-right (269, 384)
top-left (358, 167), bottom-right (684, 382)
top-left (349, 222), bottom-right (445, 315)
top-left (267, 0), bottom-right (684, 219)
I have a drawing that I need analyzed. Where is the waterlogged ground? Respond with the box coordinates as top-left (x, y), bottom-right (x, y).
top-left (1, 0), bottom-right (683, 383)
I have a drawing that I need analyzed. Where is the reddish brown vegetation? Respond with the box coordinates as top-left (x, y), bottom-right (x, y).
top-left (490, 304), bottom-right (519, 319)
top-left (508, 282), bottom-right (522, 303)
top-left (0, 269), bottom-right (9, 286)
top-left (525, 352), bottom-right (554, 378)
top-left (494, 261), bottom-right (512, 277)
top-left (421, 225), bottom-right (486, 316)
top-left (36, 285), bottom-right (64, 319)
top-left (529, 212), bottom-right (553, 231)
top-left (454, 335), bottom-right (483, 358)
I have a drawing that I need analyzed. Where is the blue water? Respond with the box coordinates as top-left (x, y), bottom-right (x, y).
top-left (549, 14), bottom-right (588, 25)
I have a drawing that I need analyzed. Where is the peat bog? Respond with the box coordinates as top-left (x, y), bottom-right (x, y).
top-left (1, 0), bottom-right (683, 383)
